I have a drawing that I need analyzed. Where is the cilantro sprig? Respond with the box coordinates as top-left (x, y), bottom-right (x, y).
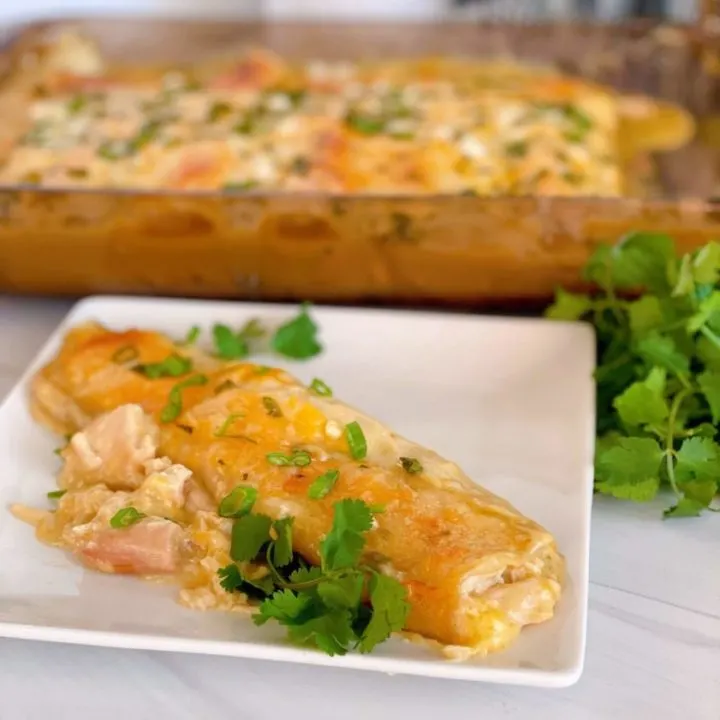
top-left (547, 232), bottom-right (720, 518)
top-left (219, 498), bottom-right (410, 655)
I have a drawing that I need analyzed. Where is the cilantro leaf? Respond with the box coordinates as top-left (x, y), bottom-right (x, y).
top-left (627, 296), bottom-right (664, 335)
top-left (320, 499), bottom-right (374, 571)
top-left (697, 371), bottom-right (720, 424)
top-left (230, 513), bottom-right (272, 562)
top-left (253, 589), bottom-right (314, 626)
top-left (675, 438), bottom-right (720, 485)
top-left (613, 378), bottom-right (668, 428)
top-left (692, 241), bottom-right (720, 285)
top-left (687, 291), bottom-right (720, 333)
top-left (317, 573), bottom-right (364, 611)
top-left (287, 611), bottom-right (356, 656)
top-left (610, 232), bottom-right (675, 293)
top-left (358, 572), bottom-right (410, 653)
top-left (595, 437), bottom-right (663, 501)
top-left (217, 564), bottom-right (243, 592)
top-left (635, 333), bottom-right (689, 377)
top-left (271, 517), bottom-right (294, 567)
top-left (213, 324), bottom-right (249, 360)
top-left (271, 304), bottom-right (322, 360)
top-left (663, 497), bottom-right (708, 519)
top-left (545, 288), bottom-right (593, 321)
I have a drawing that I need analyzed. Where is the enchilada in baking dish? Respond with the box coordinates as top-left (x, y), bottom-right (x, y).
top-left (22, 321), bottom-right (564, 658)
top-left (0, 28), bottom-right (692, 197)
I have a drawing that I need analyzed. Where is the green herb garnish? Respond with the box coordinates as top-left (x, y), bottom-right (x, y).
top-left (262, 396), bottom-right (283, 418)
top-left (505, 140), bottom-right (528, 158)
top-left (309, 378), bottom-right (333, 397)
top-left (218, 486), bottom-right (258, 518)
top-left (181, 325), bottom-right (201, 345)
top-left (134, 353), bottom-right (193, 379)
top-left (217, 564), bottom-right (274, 597)
top-left (546, 232), bottom-right (720, 517)
top-left (160, 374), bottom-right (208, 423)
top-left (399, 457), bottom-right (423, 474)
top-left (307, 469), bottom-right (340, 499)
top-left (271, 303), bottom-right (322, 360)
top-left (110, 507), bottom-right (146, 529)
top-left (208, 101), bottom-right (232, 122)
top-left (266, 450), bottom-right (312, 467)
top-left (214, 412), bottom-right (247, 437)
top-left (213, 324), bottom-right (249, 360)
top-left (345, 112), bottom-right (385, 135)
top-left (231, 513), bottom-right (273, 562)
top-left (47, 489), bottom-right (67, 500)
top-left (252, 499), bottom-right (410, 655)
top-left (112, 345), bottom-right (139, 364)
top-left (345, 422), bottom-right (367, 460)
top-left (67, 94), bottom-right (87, 114)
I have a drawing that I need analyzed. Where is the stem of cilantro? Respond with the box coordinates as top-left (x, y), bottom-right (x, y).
top-left (664, 388), bottom-right (691, 498)
top-left (700, 324), bottom-right (720, 352)
top-left (265, 545), bottom-right (326, 590)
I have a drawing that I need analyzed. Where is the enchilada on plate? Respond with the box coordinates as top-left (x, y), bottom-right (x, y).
top-left (21, 320), bottom-right (565, 658)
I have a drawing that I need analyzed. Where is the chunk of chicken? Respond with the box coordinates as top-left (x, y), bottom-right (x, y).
top-left (78, 518), bottom-right (184, 574)
top-left (59, 404), bottom-right (159, 491)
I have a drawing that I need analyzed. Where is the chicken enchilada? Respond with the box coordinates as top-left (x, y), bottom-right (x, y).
top-left (19, 319), bottom-right (564, 658)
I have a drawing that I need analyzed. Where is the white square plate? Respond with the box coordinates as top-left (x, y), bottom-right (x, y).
top-left (0, 297), bottom-right (594, 687)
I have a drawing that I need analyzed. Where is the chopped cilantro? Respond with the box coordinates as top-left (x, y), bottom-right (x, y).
top-left (271, 304), bottom-right (322, 360)
top-left (212, 324), bottom-right (249, 360)
top-left (181, 325), bottom-right (201, 345)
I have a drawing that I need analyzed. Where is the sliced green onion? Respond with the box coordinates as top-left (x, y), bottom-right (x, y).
top-left (110, 507), bottom-right (146, 529)
top-left (345, 421), bottom-right (367, 460)
top-left (47, 489), bottom-right (67, 500)
top-left (160, 374), bottom-right (208, 423)
top-left (309, 378), bottom-right (333, 397)
top-left (215, 412), bottom-right (247, 437)
top-left (307, 469), bottom-right (339, 499)
top-left (218, 486), bottom-right (258, 518)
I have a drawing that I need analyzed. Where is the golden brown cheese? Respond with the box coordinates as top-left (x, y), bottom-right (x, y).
top-left (0, 31), bottom-right (620, 196)
top-left (28, 322), bottom-right (564, 656)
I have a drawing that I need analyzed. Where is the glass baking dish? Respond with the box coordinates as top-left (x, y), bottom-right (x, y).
top-left (1, 17), bottom-right (720, 305)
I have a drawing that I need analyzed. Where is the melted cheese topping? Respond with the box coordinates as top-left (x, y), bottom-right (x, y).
top-left (0, 33), bottom-right (620, 196)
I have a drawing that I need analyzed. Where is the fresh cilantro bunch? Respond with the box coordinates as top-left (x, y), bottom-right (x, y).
top-left (218, 498), bottom-right (410, 655)
top-left (546, 232), bottom-right (720, 518)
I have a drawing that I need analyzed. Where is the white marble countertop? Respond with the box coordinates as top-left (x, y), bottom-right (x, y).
top-left (0, 295), bottom-right (718, 720)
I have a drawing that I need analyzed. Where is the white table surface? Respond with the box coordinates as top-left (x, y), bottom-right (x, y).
top-left (0, 294), bottom-right (718, 720)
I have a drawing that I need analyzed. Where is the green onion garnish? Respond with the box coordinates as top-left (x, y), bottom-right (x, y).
top-left (218, 486), bottom-right (258, 518)
top-left (345, 421), bottom-right (367, 460)
top-left (110, 507), bottom-right (146, 529)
